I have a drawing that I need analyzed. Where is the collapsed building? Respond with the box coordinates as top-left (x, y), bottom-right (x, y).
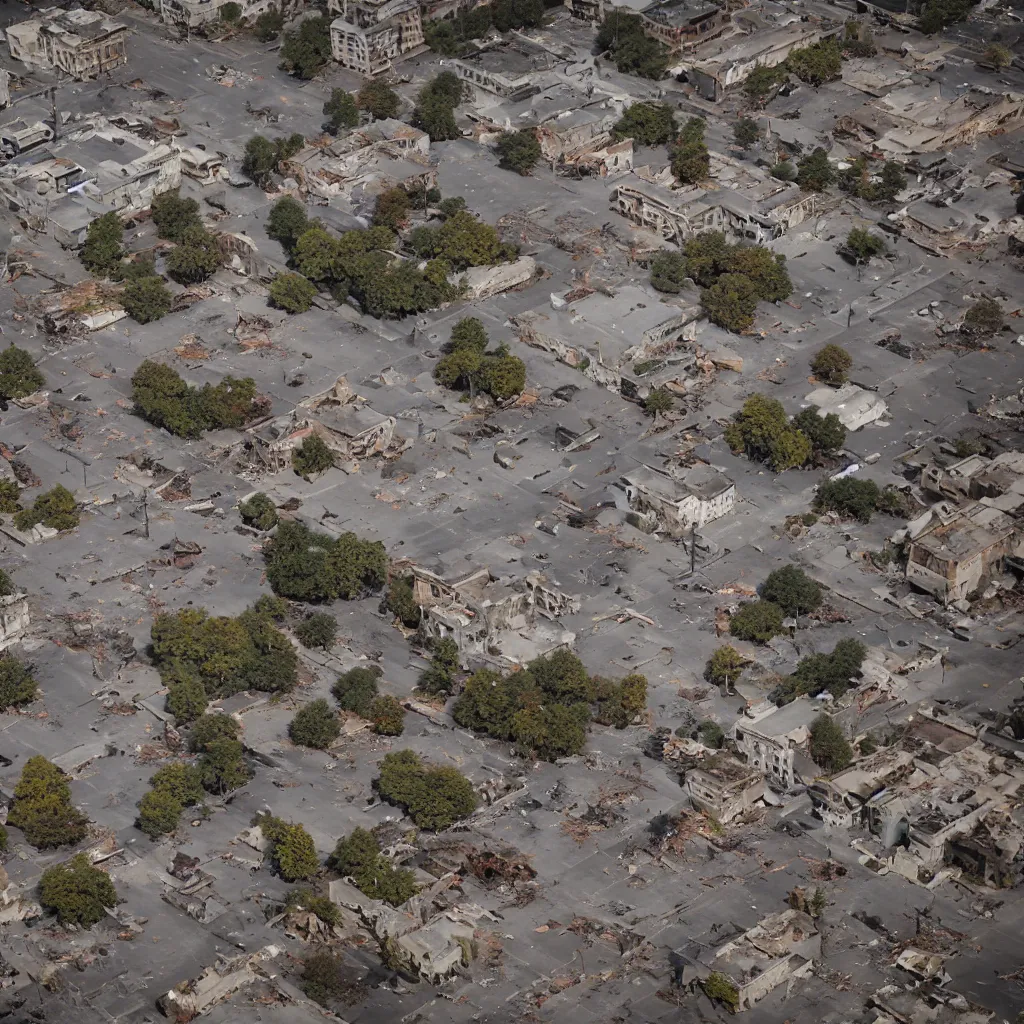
top-left (611, 174), bottom-right (820, 247)
top-left (4, 7), bottom-right (128, 79)
top-left (450, 39), bottom-right (565, 102)
top-left (0, 116), bottom-right (181, 244)
top-left (409, 563), bottom-right (581, 665)
top-left (159, 0), bottom-right (299, 31)
top-left (239, 375), bottom-right (410, 475)
top-left (731, 700), bottom-right (820, 790)
top-left (619, 460), bottom-right (736, 535)
top-left (158, 946), bottom-right (283, 1018)
top-left (536, 109), bottom-right (634, 178)
top-left (676, 910), bottom-right (820, 1011)
top-left (328, 0), bottom-right (425, 76)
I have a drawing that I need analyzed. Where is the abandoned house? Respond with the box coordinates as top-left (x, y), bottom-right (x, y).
top-left (732, 700), bottom-right (821, 790)
top-left (241, 376), bottom-right (409, 475)
top-left (5, 7), bottom-right (128, 79)
top-left (0, 117), bottom-right (181, 243)
top-left (903, 500), bottom-right (1024, 604)
top-left (802, 383), bottom-right (889, 432)
top-left (535, 109), bottom-right (634, 178)
top-left (328, 0), bottom-right (425, 77)
top-left (677, 909), bottom-right (820, 1012)
top-left (684, 18), bottom-right (843, 102)
top-left (159, 0), bottom-right (300, 31)
top-left (639, 0), bottom-right (730, 54)
top-left (410, 564), bottom-right (581, 664)
top-left (619, 461), bottom-right (736, 535)
top-left (943, 809), bottom-right (1024, 888)
top-left (450, 41), bottom-right (564, 102)
top-left (679, 752), bottom-right (764, 823)
top-left (158, 946), bottom-right (283, 1018)
top-left (0, 118), bottom-right (55, 160)
top-left (611, 175), bottom-right (820, 247)
top-left (921, 451), bottom-right (1024, 508)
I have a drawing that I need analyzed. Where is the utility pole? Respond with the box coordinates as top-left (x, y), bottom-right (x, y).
top-left (690, 521), bottom-right (696, 577)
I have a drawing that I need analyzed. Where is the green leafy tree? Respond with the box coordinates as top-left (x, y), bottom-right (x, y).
top-left (0, 345), bottom-right (45, 399)
top-left (644, 388), bottom-right (674, 416)
top-left (122, 276), bottom-right (173, 324)
top-left (39, 854), bottom-right (117, 927)
top-left (701, 272), bottom-right (761, 333)
top-left (777, 638), bottom-right (867, 703)
top-left (983, 43), bottom-right (1011, 68)
top-left (727, 247), bottom-right (791, 302)
top-left (79, 212), bottom-right (124, 276)
top-left (285, 885), bottom-right (340, 926)
top-left (724, 394), bottom-right (812, 471)
top-left (333, 666), bottom-right (381, 717)
top-left (793, 407), bottom-right (847, 457)
top-left (811, 343), bottom-right (853, 384)
top-left (435, 211), bottom-right (508, 270)
top-left (809, 715), bottom-right (853, 773)
top-left (289, 699), bottom-right (341, 749)
top-left (279, 14), bottom-right (332, 78)
top-left (733, 117), bottom-right (760, 149)
top-left (137, 788), bottom-right (184, 838)
top-left (264, 520), bottom-right (387, 602)
top-left (329, 827), bottom-right (417, 905)
top-left (295, 613), bottom-right (337, 651)
top-left (242, 133), bottom-right (305, 188)
top-left (198, 737), bottom-right (250, 794)
top-left (593, 673), bottom-right (647, 728)
top-left (649, 250), bottom-right (688, 293)
top-left (254, 8), bottom-right (283, 40)
top-left (239, 492), bottom-right (279, 531)
top-left (414, 95), bottom-right (461, 142)
top-left (495, 129), bottom-right (542, 175)
top-left (683, 231), bottom-right (732, 286)
top-left (702, 972), bottom-right (740, 1012)
top-left (0, 654), bottom-right (36, 710)
top-left (269, 272), bottom-right (317, 314)
top-left (698, 719), bottom-right (725, 748)
top-left (844, 227), bottom-right (886, 264)
top-left (452, 668), bottom-right (533, 740)
top-left (814, 478), bottom-right (881, 522)
top-left (167, 226), bottom-right (222, 285)
top-left (705, 645), bottom-right (746, 689)
top-left (376, 750), bottom-right (477, 830)
top-left (166, 663), bottom-right (208, 723)
top-left (761, 564), bottom-right (822, 617)
top-left (671, 118), bottom-right (710, 185)
top-left (797, 148), bottom-right (836, 192)
top-left (595, 11), bottom-right (668, 78)
top-left (372, 187), bottom-right (411, 231)
top-left (876, 161), bottom-right (907, 201)
top-left (151, 191), bottom-right (202, 243)
top-left (528, 648), bottom-right (592, 704)
top-left (292, 433), bottom-right (334, 478)
top-left (417, 636), bottom-right (460, 696)
top-left (729, 600), bottom-right (784, 643)
top-left (512, 701), bottom-right (587, 760)
top-left (221, 1), bottom-right (242, 20)
top-left (266, 196), bottom-right (311, 254)
top-left (263, 817), bottom-right (320, 881)
top-left (844, 20), bottom-right (876, 57)
top-left (323, 88), bottom-right (359, 133)
top-left (918, 0), bottom-right (972, 34)
top-left (743, 64), bottom-right (786, 106)
top-left (786, 39), bottom-right (843, 85)
top-left (0, 824), bottom-right (7, 852)
top-left (150, 763), bottom-right (204, 806)
top-left (13, 484), bottom-right (79, 532)
top-left (7, 756), bottom-right (89, 849)
top-left (962, 297), bottom-right (1005, 338)
top-left (358, 80), bottom-right (401, 120)
top-left (0, 482), bottom-right (20, 515)
top-left (369, 694), bottom-right (405, 735)
top-left (385, 576), bottom-right (421, 627)
top-left (613, 101), bottom-right (676, 145)
top-left (189, 712), bottom-right (240, 752)
top-left (771, 160), bottom-right (797, 182)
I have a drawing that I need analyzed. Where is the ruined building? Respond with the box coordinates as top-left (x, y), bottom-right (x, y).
top-left (159, 0), bottom-right (300, 31)
top-left (410, 564), bottom-right (581, 665)
top-left (639, 0), bottom-right (730, 55)
top-left (5, 7), bottom-right (128, 79)
top-left (620, 461), bottom-right (735, 535)
top-left (328, 0), bottom-right (425, 77)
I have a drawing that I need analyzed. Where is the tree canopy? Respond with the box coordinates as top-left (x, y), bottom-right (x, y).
top-left (269, 272), bottom-right (317, 313)
top-left (595, 11), bottom-right (669, 79)
top-left (761, 565), bottom-right (822, 617)
top-left (151, 601), bottom-right (298, 700)
top-left (151, 191), bottom-right (203, 243)
top-left (266, 196), bottom-right (311, 254)
top-left (0, 344), bottom-right (45, 400)
top-left (434, 317), bottom-right (526, 401)
top-left (0, 654), bottom-right (36, 711)
top-left (239, 492), bottom-right (279, 531)
top-left (329, 827), bottom-right (417, 905)
top-left (242, 133), bottom-right (305, 188)
top-left (376, 750), bottom-right (477, 830)
top-left (264, 520), bottom-right (387, 602)
top-left (729, 600), bottom-right (784, 643)
top-left (796, 148), bottom-right (836, 192)
top-left (279, 15), bottom-right (332, 78)
top-left (613, 101), bottom-right (676, 145)
top-left (724, 394), bottom-right (812, 471)
top-left (332, 665), bottom-right (381, 717)
top-left (13, 484), bottom-right (79, 533)
top-left (7, 756), bottom-right (89, 850)
top-left (39, 854), bottom-right (117, 927)
top-left (811, 343), bottom-right (853, 384)
top-left (130, 361), bottom-right (267, 438)
top-left (358, 80), bottom-right (401, 120)
top-left (809, 715), bottom-right (853, 773)
top-left (323, 88), bottom-right (359, 133)
top-left (122, 275), bottom-right (173, 324)
top-left (290, 699), bottom-right (341, 749)
top-left (79, 212), bottom-right (124, 276)
top-left (495, 129), bottom-right (542, 175)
